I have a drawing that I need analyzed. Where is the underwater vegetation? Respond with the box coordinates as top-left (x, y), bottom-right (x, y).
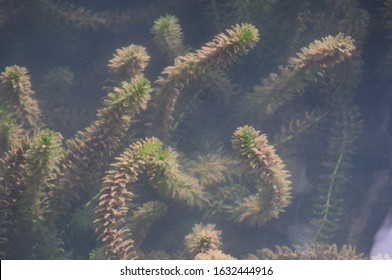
top-left (1, 0), bottom-right (392, 260)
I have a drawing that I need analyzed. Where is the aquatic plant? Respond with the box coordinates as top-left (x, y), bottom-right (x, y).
top-left (195, 249), bottom-right (237, 260)
top-left (94, 137), bottom-right (204, 259)
top-left (148, 23), bottom-right (259, 139)
top-left (151, 15), bottom-right (188, 60)
top-left (184, 223), bottom-right (222, 258)
top-left (0, 66), bottom-right (42, 135)
top-left (51, 77), bottom-right (152, 217)
top-left (241, 33), bottom-right (356, 119)
top-left (108, 45), bottom-right (150, 84)
top-left (310, 105), bottom-right (363, 241)
top-left (0, 109), bottom-right (22, 157)
top-left (37, 0), bottom-right (161, 32)
top-left (129, 201), bottom-right (168, 246)
top-left (0, 129), bottom-right (64, 259)
top-left (250, 243), bottom-right (365, 260)
top-left (1, 0), bottom-right (385, 260)
top-left (231, 126), bottom-right (292, 226)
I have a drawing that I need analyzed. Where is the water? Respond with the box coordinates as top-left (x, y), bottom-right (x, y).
top-left (0, 0), bottom-right (391, 260)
